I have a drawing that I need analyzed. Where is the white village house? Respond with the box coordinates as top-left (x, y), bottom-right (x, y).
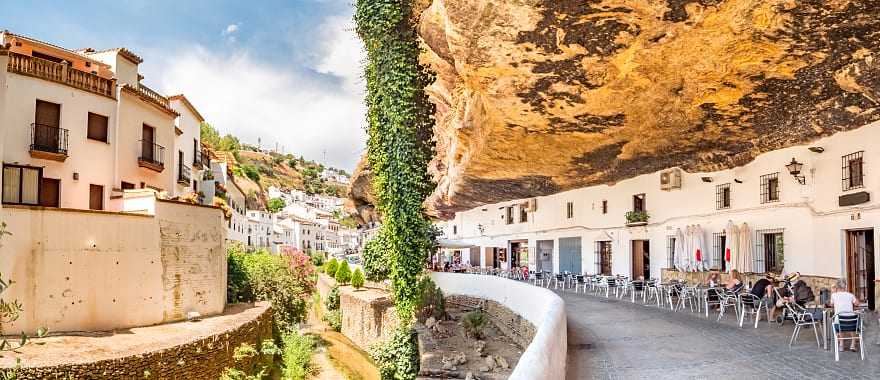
top-left (439, 120), bottom-right (880, 310)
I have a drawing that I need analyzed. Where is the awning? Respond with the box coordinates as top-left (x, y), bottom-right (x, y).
top-left (437, 239), bottom-right (476, 249)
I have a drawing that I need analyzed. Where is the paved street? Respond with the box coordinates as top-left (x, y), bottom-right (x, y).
top-left (560, 290), bottom-right (880, 380)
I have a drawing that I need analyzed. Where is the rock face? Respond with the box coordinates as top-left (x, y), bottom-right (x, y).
top-left (417, 0), bottom-right (880, 217)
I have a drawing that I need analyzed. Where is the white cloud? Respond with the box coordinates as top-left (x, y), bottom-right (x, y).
top-left (314, 15), bottom-right (364, 92)
top-left (222, 23), bottom-right (240, 35)
top-left (154, 31), bottom-right (366, 171)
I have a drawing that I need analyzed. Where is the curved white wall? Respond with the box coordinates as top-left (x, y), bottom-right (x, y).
top-left (430, 272), bottom-right (566, 380)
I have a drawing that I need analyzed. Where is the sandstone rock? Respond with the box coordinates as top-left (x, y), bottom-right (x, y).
top-left (483, 355), bottom-right (496, 371)
top-left (425, 317), bottom-right (437, 329)
top-left (472, 339), bottom-right (486, 355)
top-left (465, 371), bottom-right (475, 380)
top-left (495, 355), bottom-right (509, 370)
top-left (478, 365), bottom-right (490, 373)
top-left (402, 0), bottom-right (880, 215)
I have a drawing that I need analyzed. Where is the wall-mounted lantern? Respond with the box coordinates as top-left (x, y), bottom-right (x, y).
top-left (785, 158), bottom-right (806, 185)
top-left (477, 224), bottom-right (486, 236)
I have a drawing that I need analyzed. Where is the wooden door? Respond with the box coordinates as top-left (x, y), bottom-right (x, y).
top-left (632, 240), bottom-right (645, 279)
top-left (39, 177), bottom-right (60, 207)
top-left (846, 230), bottom-right (876, 310)
top-left (89, 184), bottom-right (104, 210)
top-left (34, 100), bottom-right (61, 149)
top-left (142, 125), bottom-right (155, 160)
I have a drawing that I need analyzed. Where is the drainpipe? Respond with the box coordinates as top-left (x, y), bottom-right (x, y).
top-left (0, 43), bottom-right (9, 210)
top-left (112, 80), bottom-right (122, 193)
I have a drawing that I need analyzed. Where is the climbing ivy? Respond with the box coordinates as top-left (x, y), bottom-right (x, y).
top-left (355, 0), bottom-right (436, 378)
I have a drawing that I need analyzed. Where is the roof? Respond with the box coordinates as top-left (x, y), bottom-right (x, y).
top-left (84, 47), bottom-right (143, 64)
top-left (2, 30), bottom-right (109, 68)
top-left (168, 94), bottom-right (206, 122)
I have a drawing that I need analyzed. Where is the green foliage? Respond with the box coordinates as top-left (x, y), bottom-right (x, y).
top-left (324, 258), bottom-right (338, 276)
top-left (362, 231), bottom-right (390, 282)
top-left (323, 310), bottom-right (342, 332)
top-left (220, 340), bottom-right (280, 380)
top-left (462, 310), bottom-right (488, 339)
top-left (310, 251), bottom-right (325, 267)
top-left (416, 277), bottom-right (445, 322)
top-left (201, 122), bottom-right (241, 152)
top-left (241, 164), bottom-right (261, 182)
top-left (625, 210), bottom-right (650, 224)
top-left (357, 0), bottom-right (437, 377)
top-left (371, 327), bottom-right (420, 380)
top-left (334, 261), bottom-right (351, 285)
top-left (226, 247), bottom-right (314, 334)
top-left (281, 331), bottom-right (316, 380)
top-left (351, 268), bottom-right (365, 290)
top-left (267, 198), bottom-right (285, 213)
top-left (287, 158), bottom-right (298, 169)
top-left (325, 286), bottom-right (340, 311)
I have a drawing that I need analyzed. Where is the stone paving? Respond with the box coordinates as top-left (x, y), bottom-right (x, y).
top-left (560, 289), bottom-right (880, 380)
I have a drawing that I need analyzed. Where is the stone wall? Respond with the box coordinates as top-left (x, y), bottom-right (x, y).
top-left (446, 295), bottom-right (535, 349)
top-left (316, 274), bottom-right (398, 351)
top-left (661, 269), bottom-right (841, 296)
top-left (12, 303), bottom-right (273, 380)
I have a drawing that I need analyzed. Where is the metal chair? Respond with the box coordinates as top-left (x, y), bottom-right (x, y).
top-left (574, 275), bottom-right (588, 293)
top-left (717, 286), bottom-right (742, 322)
top-left (738, 293), bottom-right (769, 329)
top-left (833, 312), bottom-right (865, 361)
top-left (531, 271), bottom-right (545, 287)
top-left (703, 287), bottom-right (723, 318)
top-left (553, 273), bottom-right (566, 290)
top-left (784, 302), bottom-right (821, 348)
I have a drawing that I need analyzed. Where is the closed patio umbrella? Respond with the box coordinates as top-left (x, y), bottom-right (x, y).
top-left (684, 225), bottom-right (693, 271)
top-left (738, 222), bottom-right (753, 273)
top-left (674, 228), bottom-right (686, 272)
top-left (694, 224), bottom-right (707, 271)
top-left (725, 220), bottom-right (739, 273)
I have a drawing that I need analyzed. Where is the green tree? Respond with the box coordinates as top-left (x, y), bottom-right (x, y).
top-left (267, 198), bottom-right (285, 213)
top-left (218, 134), bottom-right (241, 151)
top-left (351, 268), bottom-right (365, 290)
top-left (335, 261), bottom-right (351, 285)
top-left (200, 122), bottom-right (221, 148)
top-left (324, 258), bottom-right (338, 276)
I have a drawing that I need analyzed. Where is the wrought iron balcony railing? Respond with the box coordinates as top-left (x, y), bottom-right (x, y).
top-left (30, 123), bottom-right (69, 160)
top-left (138, 140), bottom-right (165, 172)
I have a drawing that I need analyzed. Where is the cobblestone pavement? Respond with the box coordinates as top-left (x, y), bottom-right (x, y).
top-left (560, 290), bottom-right (880, 380)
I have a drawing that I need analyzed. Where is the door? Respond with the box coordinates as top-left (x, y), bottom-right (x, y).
top-left (39, 178), bottom-right (60, 207)
top-left (559, 237), bottom-right (582, 274)
top-left (632, 240), bottom-right (651, 279)
top-left (142, 125), bottom-right (155, 160)
top-left (89, 184), bottom-right (103, 210)
top-left (537, 240), bottom-right (554, 271)
top-left (34, 100), bottom-right (61, 150)
top-left (597, 241), bottom-right (613, 275)
top-left (846, 230), bottom-right (876, 310)
top-left (469, 247), bottom-right (480, 267)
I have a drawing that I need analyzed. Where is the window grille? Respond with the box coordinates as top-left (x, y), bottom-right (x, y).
top-left (566, 202), bottom-right (574, 219)
top-left (760, 173), bottom-right (779, 203)
top-left (666, 235), bottom-right (676, 270)
top-left (715, 183), bottom-right (731, 209)
top-left (711, 232), bottom-right (726, 271)
top-left (601, 200), bottom-right (608, 214)
top-left (842, 151), bottom-right (865, 191)
top-left (519, 205), bottom-right (528, 223)
top-left (505, 206), bottom-right (514, 225)
top-left (754, 228), bottom-right (784, 273)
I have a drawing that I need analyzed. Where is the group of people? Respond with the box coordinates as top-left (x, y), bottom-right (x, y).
top-left (706, 270), bottom-right (862, 352)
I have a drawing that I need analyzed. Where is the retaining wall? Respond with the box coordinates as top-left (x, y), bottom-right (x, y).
top-left (316, 274), bottom-right (398, 351)
top-left (430, 272), bottom-right (567, 380)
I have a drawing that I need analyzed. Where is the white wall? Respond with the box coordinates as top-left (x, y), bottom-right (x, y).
top-left (170, 98), bottom-right (202, 197)
top-left (0, 198), bottom-right (226, 335)
top-left (442, 120), bottom-right (880, 283)
top-left (431, 273), bottom-right (566, 380)
top-left (117, 90), bottom-right (175, 193)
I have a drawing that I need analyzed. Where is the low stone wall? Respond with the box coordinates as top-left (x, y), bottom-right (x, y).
top-left (11, 303), bottom-right (273, 380)
top-left (662, 269), bottom-right (839, 292)
top-left (445, 295), bottom-right (536, 349)
top-left (316, 274), bottom-right (398, 351)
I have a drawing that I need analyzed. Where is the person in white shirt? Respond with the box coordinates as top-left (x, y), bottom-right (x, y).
top-left (829, 280), bottom-right (860, 351)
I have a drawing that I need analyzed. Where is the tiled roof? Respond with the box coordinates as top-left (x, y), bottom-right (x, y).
top-left (168, 94), bottom-right (206, 122)
top-left (84, 47), bottom-right (144, 64)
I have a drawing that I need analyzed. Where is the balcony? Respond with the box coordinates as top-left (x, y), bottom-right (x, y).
top-left (7, 51), bottom-right (115, 99)
top-left (30, 123), bottom-right (69, 162)
top-left (138, 140), bottom-right (165, 172)
top-left (124, 83), bottom-right (178, 116)
top-left (178, 163), bottom-right (192, 185)
top-left (193, 150), bottom-right (203, 169)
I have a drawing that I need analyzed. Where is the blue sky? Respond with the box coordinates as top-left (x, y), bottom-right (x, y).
top-left (3, 0), bottom-right (366, 170)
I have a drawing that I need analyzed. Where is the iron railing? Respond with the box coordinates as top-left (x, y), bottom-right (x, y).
top-left (178, 163), bottom-right (192, 184)
top-left (139, 140), bottom-right (165, 168)
top-left (193, 150), bottom-right (203, 168)
top-left (30, 123), bottom-right (69, 155)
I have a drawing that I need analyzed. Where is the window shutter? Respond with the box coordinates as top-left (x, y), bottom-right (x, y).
top-left (87, 113), bottom-right (109, 142)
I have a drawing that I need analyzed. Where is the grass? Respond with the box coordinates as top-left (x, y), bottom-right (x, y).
top-left (281, 331), bottom-right (317, 380)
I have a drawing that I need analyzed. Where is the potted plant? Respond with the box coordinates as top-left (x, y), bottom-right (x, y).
top-left (625, 210), bottom-right (649, 226)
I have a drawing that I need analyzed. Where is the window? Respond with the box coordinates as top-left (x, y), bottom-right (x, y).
top-left (666, 235), bottom-right (676, 270)
top-left (760, 173), bottom-right (779, 203)
top-left (716, 183), bottom-right (731, 209)
top-left (755, 228), bottom-right (784, 274)
top-left (505, 206), bottom-right (514, 225)
top-left (2, 165), bottom-right (41, 205)
top-left (601, 200), bottom-right (608, 214)
top-left (88, 184), bottom-right (104, 210)
top-left (595, 241), bottom-right (612, 275)
top-left (453, 225), bottom-right (457, 235)
top-left (519, 205), bottom-right (528, 223)
top-left (842, 151), bottom-right (864, 191)
top-left (566, 202), bottom-right (574, 219)
top-left (632, 194), bottom-right (645, 212)
top-left (711, 232), bottom-right (727, 271)
top-left (121, 181), bottom-right (135, 190)
top-left (87, 112), bottom-right (109, 142)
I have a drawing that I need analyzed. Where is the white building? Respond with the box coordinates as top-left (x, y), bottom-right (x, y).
top-left (440, 121), bottom-right (880, 310)
top-left (246, 209), bottom-right (274, 249)
top-left (210, 160), bottom-right (247, 244)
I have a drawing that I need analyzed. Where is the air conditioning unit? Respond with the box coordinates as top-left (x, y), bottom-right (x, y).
top-left (660, 168), bottom-right (682, 191)
top-left (527, 198), bottom-right (538, 212)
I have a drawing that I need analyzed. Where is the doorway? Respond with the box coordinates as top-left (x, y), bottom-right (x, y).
top-left (846, 229), bottom-right (875, 310)
top-left (536, 240), bottom-right (554, 272)
top-left (510, 240), bottom-right (528, 269)
top-left (631, 240), bottom-right (650, 280)
top-left (39, 177), bottom-right (60, 207)
top-left (559, 237), bottom-right (582, 274)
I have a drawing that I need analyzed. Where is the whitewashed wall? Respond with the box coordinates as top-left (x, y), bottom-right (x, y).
top-left (117, 90), bottom-right (176, 193)
top-left (0, 198), bottom-right (226, 335)
top-left (441, 120), bottom-right (880, 282)
top-left (431, 272), bottom-right (567, 380)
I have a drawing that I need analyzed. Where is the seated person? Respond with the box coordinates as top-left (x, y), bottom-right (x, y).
top-left (725, 270), bottom-right (744, 292)
top-left (749, 273), bottom-right (776, 320)
top-left (705, 271), bottom-right (722, 305)
top-left (830, 280), bottom-right (861, 352)
top-left (779, 272), bottom-right (815, 307)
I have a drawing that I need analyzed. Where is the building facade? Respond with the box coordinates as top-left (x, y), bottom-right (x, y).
top-left (440, 121), bottom-right (880, 310)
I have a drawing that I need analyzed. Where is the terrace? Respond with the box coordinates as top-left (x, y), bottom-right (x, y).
top-left (6, 51), bottom-right (115, 99)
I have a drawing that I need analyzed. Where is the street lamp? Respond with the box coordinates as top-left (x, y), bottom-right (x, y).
top-left (785, 158), bottom-right (806, 185)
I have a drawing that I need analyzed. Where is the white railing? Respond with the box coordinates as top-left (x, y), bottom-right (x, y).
top-left (430, 272), bottom-right (567, 380)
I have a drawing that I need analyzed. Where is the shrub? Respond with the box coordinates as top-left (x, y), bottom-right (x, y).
top-left (310, 251), bottom-right (326, 267)
top-left (462, 310), bottom-right (488, 339)
top-left (361, 232), bottom-right (389, 282)
top-left (335, 261), bottom-right (351, 285)
top-left (267, 198), bottom-right (285, 213)
top-left (281, 331), bottom-right (316, 380)
top-left (324, 258), bottom-right (338, 276)
top-left (371, 327), bottom-right (420, 380)
top-left (323, 310), bottom-right (342, 332)
top-left (220, 340), bottom-right (280, 380)
top-left (351, 268), bottom-right (365, 290)
top-left (325, 286), bottom-right (340, 311)
top-left (416, 276), bottom-right (445, 322)
top-left (226, 247), bottom-right (314, 334)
